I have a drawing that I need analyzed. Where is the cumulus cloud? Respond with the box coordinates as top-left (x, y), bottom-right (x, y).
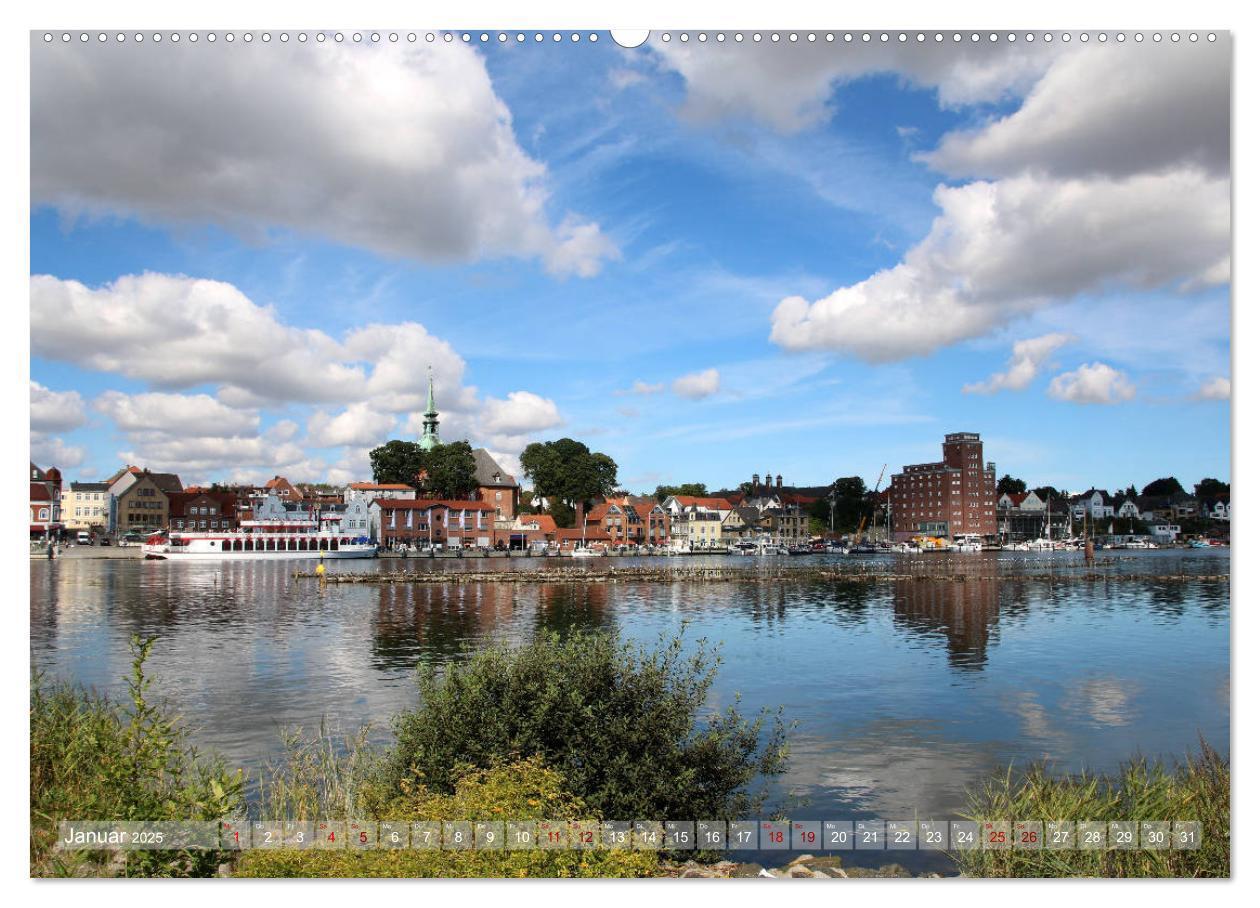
top-left (652, 39), bottom-right (1055, 133)
top-left (480, 391), bottom-right (563, 436)
top-left (94, 390), bottom-right (259, 437)
top-left (1196, 376), bottom-right (1231, 400)
top-left (926, 43), bottom-right (1230, 180)
top-left (963, 333), bottom-right (1074, 394)
top-left (1047, 363), bottom-right (1136, 404)
top-left (30, 380), bottom-right (86, 432)
top-left (32, 272), bottom-right (568, 483)
top-left (770, 170), bottom-right (1228, 361)
top-left (31, 273), bottom-right (473, 411)
top-left (672, 368), bottom-right (721, 400)
top-left (757, 40), bottom-right (1229, 363)
top-left (118, 423), bottom-right (311, 477)
top-left (306, 404), bottom-right (399, 448)
top-left (30, 433), bottom-right (87, 470)
top-left (31, 38), bottom-right (615, 277)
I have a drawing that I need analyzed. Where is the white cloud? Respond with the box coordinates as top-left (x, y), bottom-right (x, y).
top-left (30, 380), bottom-right (86, 432)
top-left (652, 40), bottom-right (1055, 133)
top-left (32, 39), bottom-right (615, 277)
top-left (1047, 363), bottom-right (1136, 404)
top-left (963, 333), bottom-right (1074, 394)
top-left (1196, 376), bottom-right (1231, 400)
top-left (94, 390), bottom-right (259, 437)
top-left (31, 273), bottom-right (473, 411)
top-left (32, 272), bottom-right (567, 483)
top-left (306, 404), bottom-right (399, 448)
top-left (480, 391), bottom-right (563, 436)
top-left (118, 424), bottom-right (311, 478)
top-left (30, 433), bottom-right (86, 470)
top-left (925, 43), bottom-right (1229, 180)
top-left (770, 170), bottom-right (1228, 361)
top-left (672, 368), bottom-right (721, 400)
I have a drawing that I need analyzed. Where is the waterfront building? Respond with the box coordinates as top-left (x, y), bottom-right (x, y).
top-left (30, 462), bottom-right (63, 538)
top-left (996, 490), bottom-right (1047, 541)
top-left (61, 480), bottom-right (109, 532)
top-left (585, 496), bottom-right (671, 546)
top-left (1070, 490), bottom-right (1116, 521)
top-left (888, 432), bottom-right (998, 541)
top-left (113, 469), bottom-right (182, 534)
top-left (669, 502), bottom-right (726, 550)
top-left (167, 490), bottom-right (238, 532)
top-left (661, 495), bottom-right (735, 522)
top-left (371, 499), bottom-right (498, 549)
top-left (344, 482), bottom-right (416, 504)
top-left (472, 448), bottom-right (520, 521)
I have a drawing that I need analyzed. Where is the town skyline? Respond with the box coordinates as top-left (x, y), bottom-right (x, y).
top-left (30, 34), bottom-right (1230, 493)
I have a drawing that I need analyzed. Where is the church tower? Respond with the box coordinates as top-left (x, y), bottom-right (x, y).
top-left (419, 367), bottom-right (441, 451)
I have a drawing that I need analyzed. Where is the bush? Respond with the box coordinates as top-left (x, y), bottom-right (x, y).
top-left (30, 636), bottom-right (243, 877)
top-left (384, 630), bottom-right (788, 821)
top-left (955, 742), bottom-right (1229, 878)
top-left (236, 758), bottom-right (657, 878)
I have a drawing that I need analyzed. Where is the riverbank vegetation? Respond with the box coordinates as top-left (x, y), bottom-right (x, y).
top-left (30, 637), bottom-right (243, 877)
top-left (955, 743), bottom-right (1229, 878)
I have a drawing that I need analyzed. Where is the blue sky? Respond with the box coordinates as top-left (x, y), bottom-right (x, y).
top-left (29, 32), bottom-right (1230, 493)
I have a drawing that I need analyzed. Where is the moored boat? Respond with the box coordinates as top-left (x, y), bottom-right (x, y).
top-left (141, 528), bottom-right (376, 560)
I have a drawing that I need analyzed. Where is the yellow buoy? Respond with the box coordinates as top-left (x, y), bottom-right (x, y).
top-left (316, 551), bottom-right (326, 578)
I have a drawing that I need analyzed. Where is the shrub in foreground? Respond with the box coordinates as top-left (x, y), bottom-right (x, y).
top-left (236, 758), bottom-right (657, 878)
top-left (383, 630), bottom-right (789, 821)
top-left (955, 742), bottom-right (1228, 878)
top-left (30, 637), bottom-right (243, 877)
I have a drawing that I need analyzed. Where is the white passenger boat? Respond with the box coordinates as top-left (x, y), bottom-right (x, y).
top-left (141, 524), bottom-right (377, 560)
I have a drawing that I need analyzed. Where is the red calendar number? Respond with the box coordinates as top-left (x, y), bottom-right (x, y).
top-left (800, 831), bottom-right (815, 843)
top-left (989, 830), bottom-right (1006, 844)
top-left (767, 830), bottom-right (783, 843)
top-left (1021, 830), bottom-right (1038, 844)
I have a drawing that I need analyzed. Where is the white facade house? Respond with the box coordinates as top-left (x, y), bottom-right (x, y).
top-left (1116, 498), bottom-right (1141, 519)
top-left (1150, 524), bottom-right (1181, 542)
top-left (1071, 490), bottom-right (1115, 520)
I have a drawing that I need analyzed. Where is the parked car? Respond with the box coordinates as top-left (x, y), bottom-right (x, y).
top-left (76, 531), bottom-right (92, 545)
top-left (98, 536), bottom-right (111, 546)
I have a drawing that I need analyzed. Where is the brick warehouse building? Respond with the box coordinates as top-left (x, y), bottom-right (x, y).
top-left (889, 432), bottom-right (997, 541)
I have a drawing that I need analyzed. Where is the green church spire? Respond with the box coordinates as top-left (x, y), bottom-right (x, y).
top-left (420, 366), bottom-right (441, 451)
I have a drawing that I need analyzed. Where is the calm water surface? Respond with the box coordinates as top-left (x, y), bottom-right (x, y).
top-left (30, 551), bottom-right (1229, 871)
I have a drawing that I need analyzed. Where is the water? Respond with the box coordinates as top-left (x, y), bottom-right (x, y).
top-left (30, 550), bottom-right (1229, 873)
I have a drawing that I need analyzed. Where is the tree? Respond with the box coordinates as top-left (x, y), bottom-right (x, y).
top-left (810, 476), bottom-right (867, 532)
top-left (385, 630), bottom-right (788, 821)
top-left (415, 441), bottom-right (479, 500)
top-left (1032, 486), bottom-right (1066, 503)
top-left (370, 440), bottom-right (426, 486)
top-left (1142, 477), bottom-right (1186, 498)
top-left (654, 483), bottom-right (708, 502)
top-left (1194, 477), bottom-right (1230, 501)
top-left (996, 474), bottom-right (1027, 495)
top-left (519, 438), bottom-right (618, 528)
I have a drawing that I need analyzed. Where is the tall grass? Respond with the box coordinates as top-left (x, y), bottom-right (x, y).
top-left (955, 742), bottom-right (1229, 878)
top-left (257, 722), bottom-right (381, 821)
top-left (30, 636), bottom-right (243, 877)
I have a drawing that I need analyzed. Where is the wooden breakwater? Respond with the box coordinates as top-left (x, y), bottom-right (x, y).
top-left (293, 565), bottom-right (1229, 585)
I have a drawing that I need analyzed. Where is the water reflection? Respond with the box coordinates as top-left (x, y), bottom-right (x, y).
top-left (891, 578), bottom-right (1000, 670)
top-left (30, 550), bottom-right (1229, 861)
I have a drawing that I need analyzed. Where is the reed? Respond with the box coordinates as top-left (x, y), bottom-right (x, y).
top-left (954, 741), bottom-right (1229, 878)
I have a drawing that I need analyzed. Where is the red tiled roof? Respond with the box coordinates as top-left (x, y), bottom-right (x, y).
top-left (30, 483), bottom-right (51, 501)
top-left (519, 514), bottom-right (557, 532)
top-left (373, 498), bottom-right (496, 511)
top-left (1007, 492), bottom-right (1029, 506)
top-left (672, 495), bottom-right (733, 510)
